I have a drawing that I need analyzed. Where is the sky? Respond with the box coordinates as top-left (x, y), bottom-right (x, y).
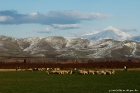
top-left (0, 0), bottom-right (140, 38)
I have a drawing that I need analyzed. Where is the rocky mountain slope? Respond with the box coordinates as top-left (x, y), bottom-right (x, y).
top-left (0, 35), bottom-right (140, 58)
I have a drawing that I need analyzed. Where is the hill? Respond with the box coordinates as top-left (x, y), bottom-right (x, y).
top-left (1, 35), bottom-right (140, 58)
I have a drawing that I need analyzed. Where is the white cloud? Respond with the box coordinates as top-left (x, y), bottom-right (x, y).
top-left (0, 16), bottom-right (13, 22)
top-left (0, 10), bottom-right (112, 25)
top-left (34, 27), bottom-right (52, 33)
top-left (48, 11), bottom-right (112, 20)
top-left (77, 30), bottom-right (101, 36)
top-left (83, 30), bottom-right (101, 35)
top-left (29, 12), bottom-right (39, 16)
top-left (72, 11), bottom-right (111, 19)
top-left (52, 24), bottom-right (81, 30)
top-left (70, 29), bottom-right (101, 37)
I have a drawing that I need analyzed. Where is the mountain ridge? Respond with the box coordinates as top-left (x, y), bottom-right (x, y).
top-left (0, 34), bottom-right (140, 58)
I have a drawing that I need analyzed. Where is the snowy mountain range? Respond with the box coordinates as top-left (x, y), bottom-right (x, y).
top-left (1, 33), bottom-right (140, 58)
top-left (0, 26), bottom-right (140, 58)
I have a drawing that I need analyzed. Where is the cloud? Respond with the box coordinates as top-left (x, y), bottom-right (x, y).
top-left (48, 11), bottom-right (111, 20)
top-left (34, 27), bottom-right (52, 33)
top-left (70, 29), bottom-right (101, 37)
top-left (29, 12), bottom-right (39, 16)
top-left (52, 24), bottom-right (81, 30)
top-left (0, 16), bottom-right (13, 22)
top-left (119, 28), bottom-right (138, 36)
top-left (0, 10), bottom-right (112, 25)
top-left (120, 28), bottom-right (137, 32)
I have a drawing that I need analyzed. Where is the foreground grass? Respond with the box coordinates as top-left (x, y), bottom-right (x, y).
top-left (0, 70), bottom-right (140, 93)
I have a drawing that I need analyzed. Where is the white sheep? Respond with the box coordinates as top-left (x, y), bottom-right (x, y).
top-left (94, 71), bottom-right (101, 75)
top-left (88, 70), bottom-right (95, 75)
top-left (100, 70), bottom-right (106, 75)
top-left (78, 70), bottom-right (88, 75)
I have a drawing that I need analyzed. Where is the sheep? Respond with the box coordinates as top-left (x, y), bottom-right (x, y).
top-left (50, 70), bottom-right (60, 74)
top-left (64, 70), bottom-right (69, 74)
top-left (53, 68), bottom-right (60, 71)
top-left (94, 71), bottom-right (101, 75)
top-left (69, 70), bottom-right (73, 75)
top-left (111, 70), bottom-right (115, 74)
top-left (88, 70), bottom-right (95, 75)
top-left (47, 68), bottom-right (53, 71)
top-left (25, 68), bottom-right (33, 71)
top-left (38, 68), bottom-right (43, 71)
top-left (100, 70), bottom-right (106, 75)
top-left (105, 70), bottom-right (115, 75)
top-left (78, 70), bottom-right (88, 75)
top-left (105, 70), bottom-right (112, 75)
top-left (59, 70), bottom-right (72, 74)
top-left (59, 70), bottom-right (68, 74)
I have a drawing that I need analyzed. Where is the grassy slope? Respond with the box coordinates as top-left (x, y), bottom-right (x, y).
top-left (0, 71), bottom-right (139, 93)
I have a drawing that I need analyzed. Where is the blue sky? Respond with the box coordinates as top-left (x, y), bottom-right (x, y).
top-left (0, 0), bottom-right (140, 38)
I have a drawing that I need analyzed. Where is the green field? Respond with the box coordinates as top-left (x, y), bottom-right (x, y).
top-left (0, 70), bottom-right (140, 93)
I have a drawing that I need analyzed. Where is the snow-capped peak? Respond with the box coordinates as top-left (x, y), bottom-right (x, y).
top-left (103, 26), bottom-right (119, 31)
top-left (103, 26), bottom-right (131, 38)
top-left (81, 26), bottom-right (132, 41)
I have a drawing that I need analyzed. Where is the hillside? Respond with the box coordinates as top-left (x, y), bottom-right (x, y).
top-left (0, 35), bottom-right (140, 58)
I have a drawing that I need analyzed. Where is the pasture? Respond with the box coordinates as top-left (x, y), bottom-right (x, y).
top-left (0, 70), bottom-right (140, 93)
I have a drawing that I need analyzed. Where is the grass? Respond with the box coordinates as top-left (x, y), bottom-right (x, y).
top-left (0, 70), bottom-right (140, 93)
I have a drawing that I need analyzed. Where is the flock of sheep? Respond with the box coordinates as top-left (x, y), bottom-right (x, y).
top-left (45, 68), bottom-right (115, 75)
